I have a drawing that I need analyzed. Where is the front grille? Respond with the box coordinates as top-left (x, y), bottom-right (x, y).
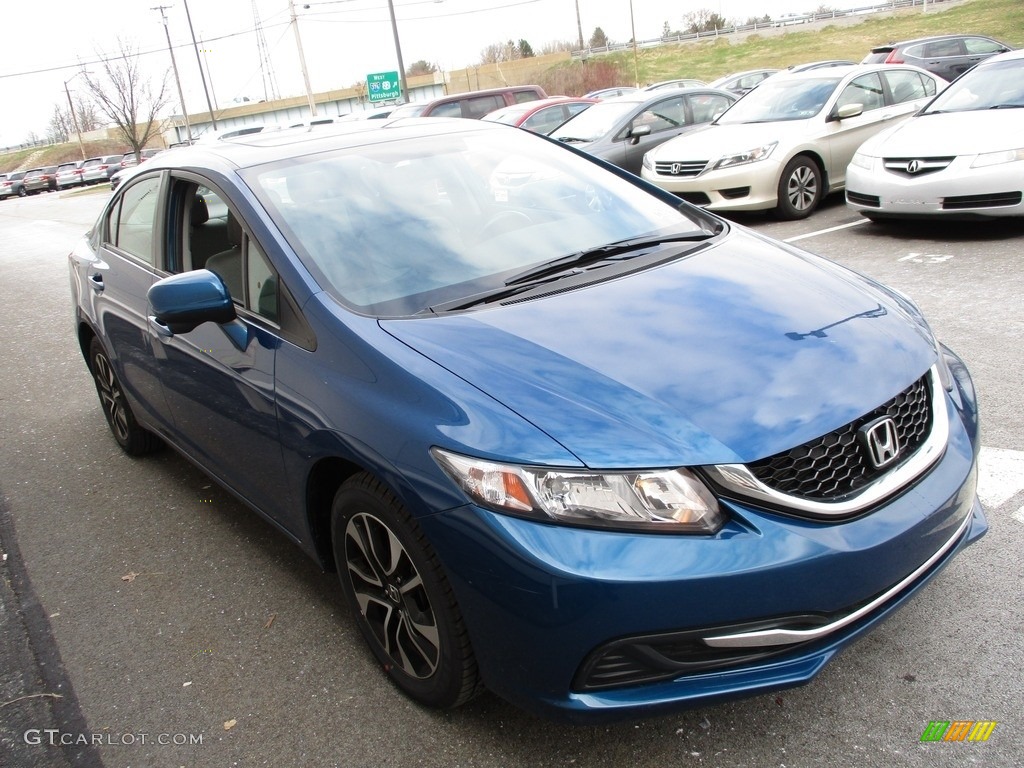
top-left (654, 160), bottom-right (708, 177)
top-left (846, 190), bottom-right (880, 207)
top-left (747, 375), bottom-right (931, 501)
top-left (942, 191), bottom-right (1022, 210)
top-left (883, 156), bottom-right (955, 177)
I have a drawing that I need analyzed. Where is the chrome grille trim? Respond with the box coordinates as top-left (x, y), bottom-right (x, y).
top-left (653, 160), bottom-right (709, 177)
top-left (702, 367), bottom-right (948, 518)
top-left (882, 156), bottom-right (955, 177)
top-left (701, 505), bottom-right (973, 649)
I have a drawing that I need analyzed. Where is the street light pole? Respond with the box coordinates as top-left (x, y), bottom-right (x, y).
top-left (386, 0), bottom-right (409, 104)
top-left (153, 5), bottom-right (192, 143)
top-left (289, 0), bottom-right (318, 117)
top-left (63, 73), bottom-right (87, 161)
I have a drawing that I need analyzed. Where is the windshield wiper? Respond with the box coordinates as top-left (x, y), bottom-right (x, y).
top-left (989, 103), bottom-right (1024, 109)
top-left (556, 136), bottom-right (591, 143)
top-left (505, 230), bottom-right (719, 287)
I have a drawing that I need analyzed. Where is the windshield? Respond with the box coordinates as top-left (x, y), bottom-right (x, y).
top-left (549, 99), bottom-right (641, 142)
top-left (245, 126), bottom-right (711, 316)
top-left (716, 76), bottom-right (842, 124)
top-left (388, 103), bottom-right (427, 119)
top-left (923, 58), bottom-right (1024, 113)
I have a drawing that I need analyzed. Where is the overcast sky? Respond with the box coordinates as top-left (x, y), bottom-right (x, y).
top-left (0, 0), bottom-right (869, 146)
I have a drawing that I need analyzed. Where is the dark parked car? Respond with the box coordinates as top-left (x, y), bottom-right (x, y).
top-left (80, 155), bottom-right (125, 185)
top-left (69, 118), bottom-right (985, 723)
top-left (23, 166), bottom-right (59, 193)
top-left (862, 34), bottom-right (1013, 81)
top-left (387, 85), bottom-right (547, 120)
top-left (0, 171), bottom-right (28, 199)
top-left (56, 161), bottom-right (85, 189)
top-left (548, 87), bottom-right (737, 174)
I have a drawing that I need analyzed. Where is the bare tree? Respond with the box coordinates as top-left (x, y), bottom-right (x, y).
top-left (82, 40), bottom-right (171, 157)
top-left (47, 105), bottom-right (72, 144)
top-left (538, 40), bottom-right (574, 55)
top-left (683, 9), bottom-right (730, 33)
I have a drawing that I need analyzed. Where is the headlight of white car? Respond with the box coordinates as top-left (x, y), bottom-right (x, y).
top-left (432, 448), bottom-right (725, 533)
top-left (971, 148), bottom-right (1024, 168)
top-left (849, 150), bottom-right (876, 171)
top-left (712, 142), bottom-right (777, 171)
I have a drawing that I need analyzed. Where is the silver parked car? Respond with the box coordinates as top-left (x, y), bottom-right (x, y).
top-left (548, 88), bottom-right (737, 175)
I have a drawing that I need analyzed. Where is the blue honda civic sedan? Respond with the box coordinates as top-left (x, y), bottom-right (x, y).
top-left (69, 118), bottom-right (985, 723)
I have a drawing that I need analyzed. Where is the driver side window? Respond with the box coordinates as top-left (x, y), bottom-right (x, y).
top-left (837, 74), bottom-right (885, 112)
top-left (172, 181), bottom-right (279, 323)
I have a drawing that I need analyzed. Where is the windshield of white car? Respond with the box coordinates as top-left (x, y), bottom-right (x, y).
top-left (245, 127), bottom-right (714, 317)
top-left (715, 77), bottom-right (841, 124)
top-left (923, 59), bottom-right (1024, 114)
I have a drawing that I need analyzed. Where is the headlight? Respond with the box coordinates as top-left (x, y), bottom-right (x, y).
top-left (642, 153), bottom-right (653, 171)
top-left (712, 142), bottom-right (777, 171)
top-left (849, 151), bottom-right (875, 171)
top-left (971, 148), bottom-right (1024, 168)
top-left (431, 448), bottom-right (725, 533)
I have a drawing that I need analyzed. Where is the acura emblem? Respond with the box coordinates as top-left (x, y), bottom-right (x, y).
top-left (860, 417), bottom-right (901, 469)
top-left (906, 159), bottom-right (922, 174)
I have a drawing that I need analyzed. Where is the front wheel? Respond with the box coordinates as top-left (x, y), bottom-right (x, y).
top-left (775, 156), bottom-right (822, 220)
top-left (88, 338), bottom-right (162, 455)
top-left (332, 473), bottom-right (480, 708)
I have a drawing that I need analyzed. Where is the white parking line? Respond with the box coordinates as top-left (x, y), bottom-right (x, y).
top-left (784, 219), bottom-right (869, 243)
top-left (978, 446), bottom-right (1024, 523)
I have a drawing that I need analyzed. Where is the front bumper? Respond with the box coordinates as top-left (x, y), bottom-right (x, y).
top-left (846, 157), bottom-right (1024, 219)
top-left (421, 362), bottom-right (984, 723)
top-left (640, 157), bottom-right (784, 212)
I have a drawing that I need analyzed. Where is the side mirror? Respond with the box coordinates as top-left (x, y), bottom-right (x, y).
top-left (832, 102), bottom-right (864, 121)
top-left (629, 123), bottom-right (652, 144)
top-left (148, 269), bottom-right (236, 335)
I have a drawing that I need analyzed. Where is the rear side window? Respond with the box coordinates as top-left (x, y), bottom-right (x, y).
top-left (915, 39), bottom-right (963, 58)
top-left (883, 70), bottom-right (929, 103)
top-left (112, 176), bottom-right (161, 264)
top-left (430, 101), bottom-right (463, 118)
top-left (463, 95), bottom-right (504, 119)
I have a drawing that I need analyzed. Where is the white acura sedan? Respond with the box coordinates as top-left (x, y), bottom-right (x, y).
top-left (846, 49), bottom-right (1024, 220)
top-left (641, 65), bottom-right (945, 219)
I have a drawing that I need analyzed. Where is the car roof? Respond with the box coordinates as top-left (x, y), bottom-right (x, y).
top-left (870, 33), bottom-right (1007, 51)
top-left (598, 87), bottom-right (735, 107)
top-left (124, 118), bottom-right (510, 174)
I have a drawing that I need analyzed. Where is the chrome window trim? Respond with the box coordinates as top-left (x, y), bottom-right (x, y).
top-left (703, 366), bottom-right (948, 518)
top-left (702, 504), bottom-right (972, 649)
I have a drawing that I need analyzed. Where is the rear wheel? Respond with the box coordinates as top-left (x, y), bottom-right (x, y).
top-left (88, 338), bottom-right (162, 455)
top-left (775, 156), bottom-right (822, 220)
top-left (331, 473), bottom-right (481, 708)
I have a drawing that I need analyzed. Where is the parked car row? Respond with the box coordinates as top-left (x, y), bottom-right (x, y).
top-left (0, 149), bottom-right (166, 199)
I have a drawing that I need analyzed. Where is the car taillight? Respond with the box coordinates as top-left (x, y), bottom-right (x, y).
top-left (884, 50), bottom-right (904, 64)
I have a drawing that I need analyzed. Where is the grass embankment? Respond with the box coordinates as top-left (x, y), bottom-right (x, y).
top-left (556, 0), bottom-right (1023, 89)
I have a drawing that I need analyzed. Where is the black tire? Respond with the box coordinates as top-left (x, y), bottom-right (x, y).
top-left (17, 187), bottom-right (27, 197)
top-left (775, 155), bottom-right (822, 220)
top-left (88, 338), bottom-right (163, 455)
top-left (331, 473), bottom-right (481, 709)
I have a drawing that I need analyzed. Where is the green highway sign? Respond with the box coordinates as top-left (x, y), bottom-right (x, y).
top-left (367, 71), bottom-right (401, 102)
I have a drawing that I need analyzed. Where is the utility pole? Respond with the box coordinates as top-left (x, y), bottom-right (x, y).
top-left (153, 5), bottom-right (192, 143)
top-left (182, 0), bottom-right (216, 129)
top-left (574, 0), bottom-right (585, 50)
top-left (288, 0), bottom-right (318, 117)
top-left (63, 73), bottom-right (87, 160)
top-left (629, 0), bottom-right (639, 88)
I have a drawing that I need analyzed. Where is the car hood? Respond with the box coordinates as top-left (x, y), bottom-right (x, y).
top-left (646, 121), bottom-right (811, 161)
top-left (381, 228), bottom-right (935, 468)
top-left (859, 109), bottom-right (1024, 156)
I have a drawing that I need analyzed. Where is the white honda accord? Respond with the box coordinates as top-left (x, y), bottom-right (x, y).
top-left (641, 64), bottom-right (945, 219)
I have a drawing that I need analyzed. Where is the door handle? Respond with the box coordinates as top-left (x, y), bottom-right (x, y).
top-left (88, 273), bottom-right (104, 292)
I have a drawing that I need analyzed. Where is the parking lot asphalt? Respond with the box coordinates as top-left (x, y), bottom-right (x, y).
top-left (1, 189), bottom-right (1022, 767)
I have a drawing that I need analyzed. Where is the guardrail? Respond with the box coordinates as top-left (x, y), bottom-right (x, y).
top-left (571, 0), bottom-right (953, 58)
